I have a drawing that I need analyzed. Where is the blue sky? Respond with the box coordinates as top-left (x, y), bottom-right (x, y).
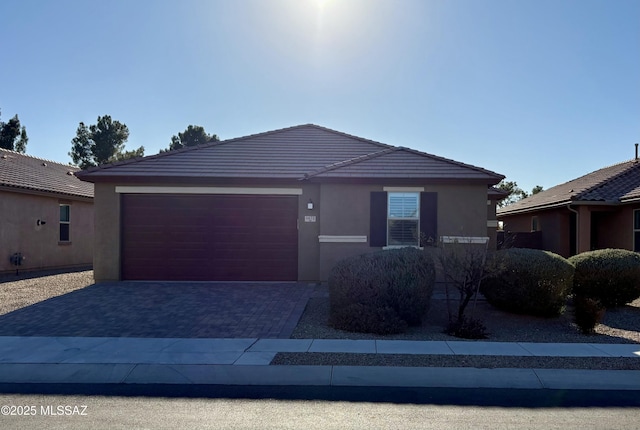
top-left (1, 0), bottom-right (638, 192)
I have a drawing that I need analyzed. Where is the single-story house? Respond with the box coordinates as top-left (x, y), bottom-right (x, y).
top-left (77, 124), bottom-right (504, 282)
top-left (0, 148), bottom-right (94, 275)
top-left (497, 156), bottom-right (640, 257)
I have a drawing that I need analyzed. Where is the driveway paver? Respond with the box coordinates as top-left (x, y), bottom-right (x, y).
top-left (0, 282), bottom-right (314, 338)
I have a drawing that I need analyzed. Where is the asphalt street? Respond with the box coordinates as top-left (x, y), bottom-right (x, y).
top-left (0, 389), bottom-right (639, 430)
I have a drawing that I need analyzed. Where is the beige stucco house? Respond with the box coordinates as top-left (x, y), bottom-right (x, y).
top-left (0, 149), bottom-right (94, 275)
top-left (77, 124), bottom-right (504, 282)
top-left (498, 158), bottom-right (640, 257)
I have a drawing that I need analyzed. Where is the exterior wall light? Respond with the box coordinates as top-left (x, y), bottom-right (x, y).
top-left (307, 199), bottom-right (314, 210)
top-left (37, 219), bottom-right (47, 226)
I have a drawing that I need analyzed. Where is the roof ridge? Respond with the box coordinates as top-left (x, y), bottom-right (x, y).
top-left (77, 124), bottom-right (393, 176)
top-left (303, 124), bottom-right (394, 150)
top-left (303, 147), bottom-right (400, 179)
top-left (0, 148), bottom-right (80, 170)
top-left (398, 146), bottom-right (504, 179)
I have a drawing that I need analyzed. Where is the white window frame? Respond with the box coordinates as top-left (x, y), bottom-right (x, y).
top-left (531, 216), bottom-right (539, 232)
top-left (386, 192), bottom-right (420, 247)
top-left (59, 204), bottom-right (70, 243)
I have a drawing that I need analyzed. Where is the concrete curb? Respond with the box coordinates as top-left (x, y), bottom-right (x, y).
top-left (0, 337), bottom-right (638, 390)
top-left (0, 363), bottom-right (638, 390)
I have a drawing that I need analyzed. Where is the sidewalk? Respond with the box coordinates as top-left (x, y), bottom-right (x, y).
top-left (0, 336), bottom-right (638, 390)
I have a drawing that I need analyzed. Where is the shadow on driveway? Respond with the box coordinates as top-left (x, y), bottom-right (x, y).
top-left (0, 282), bottom-right (314, 338)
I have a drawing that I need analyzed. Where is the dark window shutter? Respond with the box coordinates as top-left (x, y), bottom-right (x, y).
top-left (370, 192), bottom-right (387, 247)
top-left (420, 192), bottom-right (437, 245)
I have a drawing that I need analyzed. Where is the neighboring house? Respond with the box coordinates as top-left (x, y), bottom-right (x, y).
top-left (77, 124), bottom-right (504, 282)
top-left (0, 148), bottom-right (94, 275)
top-left (498, 157), bottom-right (640, 257)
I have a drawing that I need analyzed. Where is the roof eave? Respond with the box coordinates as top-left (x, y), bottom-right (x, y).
top-left (305, 176), bottom-right (502, 185)
top-left (0, 184), bottom-right (94, 201)
top-left (497, 199), bottom-right (620, 217)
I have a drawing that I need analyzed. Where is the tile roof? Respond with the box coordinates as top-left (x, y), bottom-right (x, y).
top-left (0, 148), bottom-right (94, 199)
top-left (498, 159), bottom-right (640, 216)
top-left (306, 146), bottom-right (503, 180)
top-left (77, 124), bottom-right (503, 184)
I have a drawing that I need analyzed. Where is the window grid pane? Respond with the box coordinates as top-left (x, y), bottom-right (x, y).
top-left (388, 220), bottom-right (419, 246)
top-left (388, 193), bottom-right (419, 218)
top-left (60, 205), bottom-right (70, 222)
top-left (59, 224), bottom-right (70, 242)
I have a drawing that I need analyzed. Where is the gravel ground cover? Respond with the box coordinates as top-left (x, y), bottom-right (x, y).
top-left (271, 353), bottom-right (640, 370)
top-left (0, 270), bottom-right (93, 316)
top-left (289, 286), bottom-right (640, 344)
top-left (274, 285), bottom-right (640, 368)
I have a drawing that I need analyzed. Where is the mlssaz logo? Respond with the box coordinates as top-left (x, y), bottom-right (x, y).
top-left (40, 405), bottom-right (88, 416)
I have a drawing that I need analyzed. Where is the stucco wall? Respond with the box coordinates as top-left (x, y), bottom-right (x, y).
top-left (298, 183), bottom-right (320, 281)
top-left (91, 182), bottom-right (492, 283)
top-left (316, 183), bottom-right (489, 281)
top-left (591, 206), bottom-right (640, 251)
top-left (499, 205), bottom-right (640, 257)
top-left (500, 209), bottom-right (572, 257)
top-left (92, 183), bottom-right (121, 282)
top-left (0, 189), bottom-right (93, 274)
top-left (486, 199), bottom-right (498, 249)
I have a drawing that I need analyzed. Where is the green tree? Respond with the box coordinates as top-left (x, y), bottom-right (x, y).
top-left (0, 109), bottom-right (28, 153)
top-left (69, 115), bottom-right (144, 169)
top-left (163, 125), bottom-right (218, 152)
top-left (497, 180), bottom-right (544, 207)
top-left (497, 180), bottom-right (527, 207)
top-left (531, 185), bottom-right (544, 195)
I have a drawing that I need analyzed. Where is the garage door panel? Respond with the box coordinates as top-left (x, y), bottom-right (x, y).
top-left (121, 194), bottom-right (298, 281)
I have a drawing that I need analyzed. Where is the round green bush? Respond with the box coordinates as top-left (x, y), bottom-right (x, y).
top-left (328, 247), bottom-right (436, 334)
top-left (569, 249), bottom-right (640, 308)
top-left (481, 248), bottom-right (574, 317)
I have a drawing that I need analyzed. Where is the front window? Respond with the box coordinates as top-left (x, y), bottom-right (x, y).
top-left (531, 216), bottom-right (539, 232)
top-left (387, 192), bottom-right (419, 246)
top-left (59, 204), bottom-right (70, 242)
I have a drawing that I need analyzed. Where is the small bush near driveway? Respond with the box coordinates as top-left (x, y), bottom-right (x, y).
top-left (328, 248), bottom-right (436, 334)
top-left (569, 248), bottom-right (640, 308)
top-left (481, 248), bottom-right (574, 317)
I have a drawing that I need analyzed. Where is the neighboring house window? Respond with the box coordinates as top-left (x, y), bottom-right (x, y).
top-left (634, 210), bottom-right (640, 252)
top-left (388, 193), bottom-right (420, 246)
top-left (531, 216), bottom-right (539, 232)
top-left (59, 204), bottom-right (70, 242)
top-left (370, 191), bottom-right (437, 247)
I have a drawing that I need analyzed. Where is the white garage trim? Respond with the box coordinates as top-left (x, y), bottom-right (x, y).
top-left (383, 186), bottom-right (425, 192)
top-left (115, 186), bottom-right (303, 195)
top-left (319, 235), bottom-right (368, 243)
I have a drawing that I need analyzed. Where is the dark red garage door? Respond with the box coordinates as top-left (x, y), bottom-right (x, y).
top-left (121, 194), bottom-right (298, 281)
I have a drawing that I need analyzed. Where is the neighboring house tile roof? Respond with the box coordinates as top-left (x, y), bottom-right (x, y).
top-left (498, 159), bottom-right (640, 216)
top-left (0, 148), bottom-right (94, 199)
top-left (77, 124), bottom-right (504, 184)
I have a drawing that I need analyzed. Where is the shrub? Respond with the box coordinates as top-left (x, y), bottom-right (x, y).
top-left (573, 296), bottom-right (605, 334)
top-left (328, 248), bottom-right (436, 334)
top-left (480, 248), bottom-right (574, 317)
top-left (569, 249), bottom-right (640, 308)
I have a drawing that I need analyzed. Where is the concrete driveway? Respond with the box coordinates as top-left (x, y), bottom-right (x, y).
top-left (0, 282), bottom-right (314, 338)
